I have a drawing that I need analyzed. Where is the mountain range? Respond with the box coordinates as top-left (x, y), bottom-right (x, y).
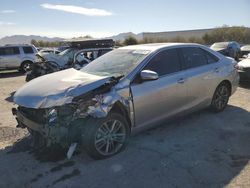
top-left (0, 35), bottom-right (65, 45)
top-left (1, 27), bottom-right (244, 45)
top-left (0, 33), bottom-right (142, 45)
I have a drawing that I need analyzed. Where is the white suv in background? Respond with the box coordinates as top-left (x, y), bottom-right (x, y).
top-left (0, 44), bottom-right (38, 72)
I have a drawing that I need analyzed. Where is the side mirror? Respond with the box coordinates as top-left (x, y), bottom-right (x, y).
top-left (140, 70), bottom-right (159, 81)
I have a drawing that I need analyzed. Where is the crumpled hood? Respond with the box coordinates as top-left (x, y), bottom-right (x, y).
top-left (14, 68), bottom-right (111, 109)
top-left (39, 53), bottom-right (68, 67)
top-left (238, 58), bottom-right (250, 68)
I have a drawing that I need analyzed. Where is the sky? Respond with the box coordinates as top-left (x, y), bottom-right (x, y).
top-left (0, 0), bottom-right (250, 39)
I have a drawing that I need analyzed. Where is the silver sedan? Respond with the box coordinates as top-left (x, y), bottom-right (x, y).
top-left (13, 43), bottom-right (239, 159)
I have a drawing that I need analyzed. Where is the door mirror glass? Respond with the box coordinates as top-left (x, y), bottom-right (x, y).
top-left (140, 70), bottom-right (159, 81)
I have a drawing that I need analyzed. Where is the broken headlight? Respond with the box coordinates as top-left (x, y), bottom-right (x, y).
top-left (48, 108), bottom-right (58, 125)
top-left (47, 105), bottom-right (75, 126)
top-left (74, 99), bottom-right (98, 118)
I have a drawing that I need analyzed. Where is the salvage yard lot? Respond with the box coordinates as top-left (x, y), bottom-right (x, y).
top-left (0, 71), bottom-right (250, 188)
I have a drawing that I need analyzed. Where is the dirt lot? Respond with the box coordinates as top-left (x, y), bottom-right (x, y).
top-left (0, 70), bottom-right (250, 188)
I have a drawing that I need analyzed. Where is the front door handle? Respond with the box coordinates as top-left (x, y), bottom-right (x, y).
top-left (177, 78), bottom-right (185, 84)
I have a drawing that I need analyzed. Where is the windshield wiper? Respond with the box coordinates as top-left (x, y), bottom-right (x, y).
top-left (111, 74), bottom-right (124, 81)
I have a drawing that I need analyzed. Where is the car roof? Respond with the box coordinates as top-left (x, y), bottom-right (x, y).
top-left (119, 43), bottom-right (203, 51)
top-left (241, 45), bottom-right (250, 49)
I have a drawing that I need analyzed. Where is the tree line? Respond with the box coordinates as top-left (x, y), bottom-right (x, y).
top-left (31, 39), bottom-right (63, 47)
top-left (31, 35), bottom-right (93, 47)
top-left (121, 26), bottom-right (250, 46)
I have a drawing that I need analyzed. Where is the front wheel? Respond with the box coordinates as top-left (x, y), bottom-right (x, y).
top-left (210, 83), bottom-right (231, 112)
top-left (82, 113), bottom-right (130, 160)
top-left (20, 61), bottom-right (32, 73)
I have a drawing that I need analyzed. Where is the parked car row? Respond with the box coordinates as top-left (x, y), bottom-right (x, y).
top-left (210, 41), bottom-right (250, 60)
top-left (0, 39), bottom-right (114, 75)
top-left (210, 41), bottom-right (241, 61)
top-left (12, 43), bottom-right (239, 159)
top-left (25, 39), bottom-right (114, 81)
top-left (1, 40), bottom-right (249, 82)
top-left (209, 42), bottom-right (250, 82)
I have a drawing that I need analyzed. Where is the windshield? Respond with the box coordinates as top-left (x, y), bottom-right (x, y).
top-left (80, 49), bottom-right (151, 77)
top-left (211, 42), bottom-right (229, 49)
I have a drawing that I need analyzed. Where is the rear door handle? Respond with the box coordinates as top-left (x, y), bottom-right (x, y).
top-left (177, 78), bottom-right (186, 84)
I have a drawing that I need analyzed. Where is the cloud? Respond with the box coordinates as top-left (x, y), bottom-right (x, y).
top-left (40, 3), bottom-right (112, 16)
top-left (0, 21), bottom-right (15, 26)
top-left (1, 10), bottom-right (16, 13)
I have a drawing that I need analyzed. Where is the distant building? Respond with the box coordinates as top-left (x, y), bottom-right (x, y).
top-left (141, 28), bottom-right (214, 40)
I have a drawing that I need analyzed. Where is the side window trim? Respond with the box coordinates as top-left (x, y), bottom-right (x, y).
top-left (148, 49), bottom-right (180, 77)
top-left (180, 47), bottom-right (210, 70)
top-left (142, 48), bottom-right (183, 78)
top-left (2, 47), bottom-right (20, 56)
top-left (200, 48), bottom-right (219, 64)
top-left (131, 48), bottom-right (185, 84)
top-left (22, 46), bottom-right (34, 54)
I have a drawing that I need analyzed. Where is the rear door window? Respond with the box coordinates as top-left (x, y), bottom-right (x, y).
top-left (0, 48), bottom-right (5, 55)
top-left (143, 48), bottom-right (181, 76)
top-left (181, 47), bottom-right (207, 69)
top-left (202, 49), bottom-right (219, 64)
top-left (23, 46), bottom-right (34, 54)
top-left (3, 47), bottom-right (20, 55)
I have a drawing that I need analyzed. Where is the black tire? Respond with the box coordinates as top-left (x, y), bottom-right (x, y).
top-left (210, 82), bottom-right (231, 112)
top-left (82, 112), bottom-right (130, 160)
top-left (20, 61), bottom-right (32, 73)
top-left (25, 72), bottom-right (35, 82)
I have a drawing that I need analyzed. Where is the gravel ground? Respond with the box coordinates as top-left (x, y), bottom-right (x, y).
top-left (0, 70), bottom-right (250, 188)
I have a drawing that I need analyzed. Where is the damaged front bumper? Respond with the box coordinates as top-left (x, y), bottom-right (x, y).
top-left (12, 107), bottom-right (85, 148)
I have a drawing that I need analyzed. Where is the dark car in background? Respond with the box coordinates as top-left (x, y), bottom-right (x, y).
top-left (210, 41), bottom-right (241, 61)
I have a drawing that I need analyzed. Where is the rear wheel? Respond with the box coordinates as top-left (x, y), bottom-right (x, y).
top-left (82, 112), bottom-right (130, 160)
top-left (210, 82), bottom-right (231, 112)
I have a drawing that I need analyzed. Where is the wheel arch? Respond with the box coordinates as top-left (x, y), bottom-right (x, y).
top-left (219, 80), bottom-right (232, 96)
top-left (110, 101), bottom-right (132, 132)
top-left (20, 59), bottom-right (34, 67)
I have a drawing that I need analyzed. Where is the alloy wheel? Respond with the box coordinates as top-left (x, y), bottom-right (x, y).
top-left (94, 119), bottom-right (126, 156)
top-left (23, 63), bottom-right (31, 72)
top-left (213, 85), bottom-right (229, 110)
